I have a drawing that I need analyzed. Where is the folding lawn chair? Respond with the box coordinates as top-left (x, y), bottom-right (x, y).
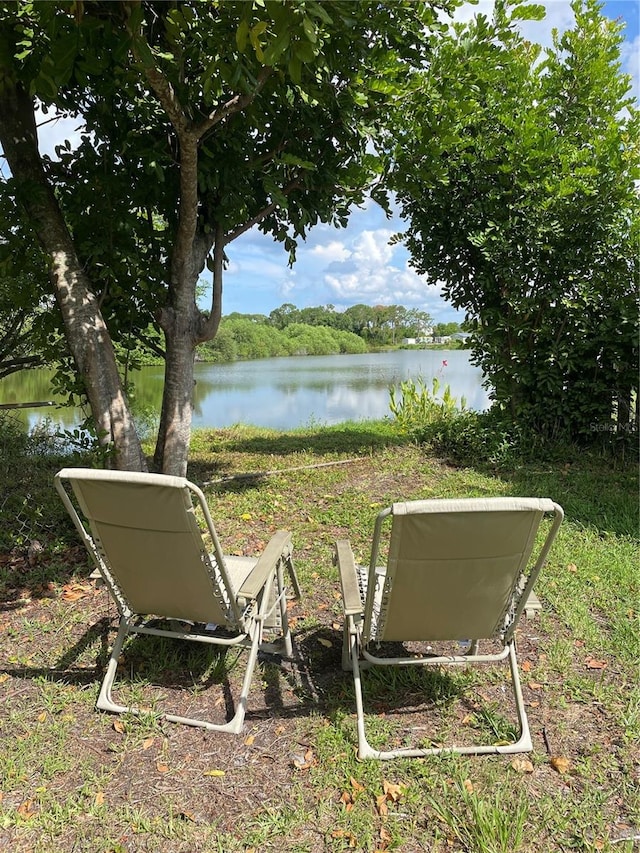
top-left (55, 468), bottom-right (301, 733)
top-left (335, 497), bottom-right (563, 759)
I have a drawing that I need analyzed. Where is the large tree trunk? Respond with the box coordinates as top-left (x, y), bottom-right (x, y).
top-left (153, 229), bottom-right (215, 477)
top-left (0, 79), bottom-right (146, 471)
top-left (153, 312), bottom-right (197, 477)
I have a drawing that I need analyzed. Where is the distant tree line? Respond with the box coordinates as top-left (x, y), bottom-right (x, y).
top-left (195, 303), bottom-right (460, 362)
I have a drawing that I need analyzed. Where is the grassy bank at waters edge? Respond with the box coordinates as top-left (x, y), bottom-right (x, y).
top-left (1, 420), bottom-right (638, 852)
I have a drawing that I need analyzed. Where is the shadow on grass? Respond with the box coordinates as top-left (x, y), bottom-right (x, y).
top-left (225, 423), bottom-right (409, 457)
top-left (187, 421), bottom-right (412, 491)
top-left (0, 617), bottom-right (112, 688)
top-left (0, 545), bottom-right (93, 611)
top-left (1, 622), bottom-right (353, 726)
top-left (471, 455), bottom-right (638, 539)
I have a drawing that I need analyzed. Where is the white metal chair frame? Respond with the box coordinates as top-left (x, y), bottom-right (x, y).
top-left (55, 468), bottom-right (301, 734)
top-left (336, 498), bottom-right (564, 760)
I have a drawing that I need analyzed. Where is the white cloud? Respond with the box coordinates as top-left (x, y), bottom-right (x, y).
top-left (350, 229), bottom-right (395, 267)
top-left (309, 240), bottom-right (351, 263)
top-left (620, 33), bottom-right (640, 101)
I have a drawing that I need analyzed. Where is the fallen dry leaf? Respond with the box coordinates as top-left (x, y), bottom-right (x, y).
top-left (585, 657), bottom-right (607, 670)
top-left (293, 748), bottom-right (317, 771)
top-left (340, 790), bottom-right (355, 812)
top-left (511, 757), bottom-right (534, 774)
top-left (376, 779), bottom-right (404, 815)
top-left (203, 769), bottom-right (225, 778)
top-left (36, 711), bottom-right (47, 723)
top-left (17, 799), bottom-right (36, 820)
top-left (331, 829), bottom-right (357, 848)
top-left (142, 737), bottom-right (154, 751)
top-left (156, 762), bottom-right (170, 774)
top-left (112, 719), bottom-right (126, 734)
top-left (177, 810), bottom-right (196, 822)
top-left (463, 778), bottom-right (474, 794)
top-left (0, 673), bottom-right (9, 684)
top-left (383, 780), bottom-right (404, 802)
top-left (61, 582), bottom-right (92, 602)
top-left (376, 794), bottom-right (388, 816)
top-left (318, 637), bottom-right (333, 648)
top-left (528, 681), bottom-right (544, 691)
top-left (94, 791), bottom-right (105, 807)
top-left (550, 755), bottom-right (572, 774)
top-left (567, 563), bottom-right (578, 573)
top-left (350, 776), bottom-right (365, 792)
top-left (244, 734), bottom-right (255, 746)
top-left (378, 825), bottom-right (392, 850)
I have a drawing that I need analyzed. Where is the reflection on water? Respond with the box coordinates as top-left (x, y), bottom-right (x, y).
top-left (0, 349), bottom-right (490, 433)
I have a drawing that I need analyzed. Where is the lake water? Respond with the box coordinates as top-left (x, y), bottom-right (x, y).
top-left (0, 349), bottom-right (489, 433)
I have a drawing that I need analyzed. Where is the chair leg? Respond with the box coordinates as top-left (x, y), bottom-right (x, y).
top-left (96, 616), bottom-right (132, 715)
top-left (285, 553), bottom-right (302, 601)
top-left (277, 561), bottom-right (293, 659)
top-left (96, 615), bottom-right (262, 734)
top-left (350, 637), bottom-right (534, 760)
top-left (501, 639), bottom-right (532, 753)
top-left (213, 622), bottom-right (261, 734)
top-left (342, 622), bottom-right (354, 671)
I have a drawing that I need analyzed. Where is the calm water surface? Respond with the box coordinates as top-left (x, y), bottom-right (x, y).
top-left (1, 349), bottom-right (489, 432)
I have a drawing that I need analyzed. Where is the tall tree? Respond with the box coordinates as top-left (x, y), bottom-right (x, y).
top-left (391, 0), bottom-right (639, 441)
top-left (0, 0), bottom-right (456, 474)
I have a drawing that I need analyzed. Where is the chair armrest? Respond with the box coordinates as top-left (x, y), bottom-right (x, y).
top-left (335, 539), bottom-right (363, 617)
top-left (237, 530), bottom-right (292, 602)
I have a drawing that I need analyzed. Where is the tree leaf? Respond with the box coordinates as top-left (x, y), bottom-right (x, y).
top-left (511, 757), bottom-right (534, 773)
top-left (550, 755), bottom-right (572, 774)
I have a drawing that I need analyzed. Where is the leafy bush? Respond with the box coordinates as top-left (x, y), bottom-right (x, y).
top-left (389, 378), bottom-right (639, 467)
top-left (389, 377), bottom-right (466, 437)
top-left (390, 378), bottom-right (530, 466)
top-left (0, 413), bottom-right (90, 552)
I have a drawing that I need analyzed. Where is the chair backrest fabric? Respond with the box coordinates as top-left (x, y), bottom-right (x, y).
top-left (56, 469), bottom-right (233, 626)
top-left (370, 498), bottom-right (556, 643)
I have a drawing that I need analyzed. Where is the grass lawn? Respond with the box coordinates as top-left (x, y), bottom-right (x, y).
top-left (1, 420), bottom-right (638, 852)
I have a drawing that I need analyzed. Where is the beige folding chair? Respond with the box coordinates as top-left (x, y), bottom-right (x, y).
top-left (336, 497), bottom-right (563, 759)
top-left (55, 468), bottom-right (301, 733)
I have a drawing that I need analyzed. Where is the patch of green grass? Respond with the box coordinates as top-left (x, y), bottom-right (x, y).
top-left (428, 775), bottom-right (530, 853)
top-left (1, 418), bottom-right (638, 853)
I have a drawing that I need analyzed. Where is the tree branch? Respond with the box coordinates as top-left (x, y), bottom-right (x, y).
top-left (195, 66), bottom-right (273, 140)
top-left (0, 354), bottom-right (42, 379)
top-left (142, 63), bottom-right (190, 135)
top-left (224, 178), bottom-right (302, 245)
top-left (198, 221), bottom-right (224, 343)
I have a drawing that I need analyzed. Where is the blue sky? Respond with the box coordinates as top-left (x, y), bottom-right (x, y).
top-left (26, 1), bottom-right (639, 324)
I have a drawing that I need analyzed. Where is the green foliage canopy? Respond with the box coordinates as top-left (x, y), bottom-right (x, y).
top-left (0, 0), bottom-right (458, 473)
top-left (390, 0), bottom-right (639, 442)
